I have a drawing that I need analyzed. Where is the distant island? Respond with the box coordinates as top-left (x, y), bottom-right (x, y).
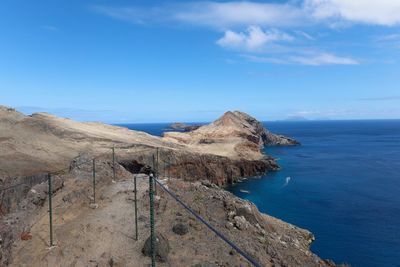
top-left (166, 122), bottom-right (202, 132)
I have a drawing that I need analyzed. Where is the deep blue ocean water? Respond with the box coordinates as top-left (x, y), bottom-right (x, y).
top-left (119, 120), bottom-right (400, 267)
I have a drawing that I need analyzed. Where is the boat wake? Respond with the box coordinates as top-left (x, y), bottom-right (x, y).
top-left (283, 177), bottom-right (291, 187)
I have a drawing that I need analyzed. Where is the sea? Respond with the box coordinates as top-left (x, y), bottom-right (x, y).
top-left (119, 120), bottom-right (400, 267)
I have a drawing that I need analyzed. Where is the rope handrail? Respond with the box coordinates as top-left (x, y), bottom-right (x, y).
top-left (154, 178), bottom-right (263, 267)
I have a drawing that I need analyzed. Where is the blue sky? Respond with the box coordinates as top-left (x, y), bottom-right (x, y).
top-left (1, 0), bottom-right (400, 122)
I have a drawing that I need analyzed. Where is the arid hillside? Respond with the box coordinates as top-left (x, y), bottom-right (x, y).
top-left (0, 106), bottom-right (296, 185)
top-left (164, 111), bottom-right (298, 160)
top-left (4, 156), bottom-right (343, 267)
top-left (0, 106), bottom-right (347, 267)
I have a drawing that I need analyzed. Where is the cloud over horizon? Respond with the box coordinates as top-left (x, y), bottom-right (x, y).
top-left (93, 1), bottom-right (400, 28)
top-left (92, 1), bottom-right (400, 66)
top-left (244, 52), bottom-right (359, 66)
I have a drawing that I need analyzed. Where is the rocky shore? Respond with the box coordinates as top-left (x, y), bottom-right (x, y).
top-left (0, 107), bottom-right (296, 186)
top-left (0, 106), bottom-right (346, 266)
top-left (166, 122), bottom-right (202, 132)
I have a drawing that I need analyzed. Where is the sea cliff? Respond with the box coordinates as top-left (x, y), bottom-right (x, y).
top-left (0, 106), bottom-right (346, 267)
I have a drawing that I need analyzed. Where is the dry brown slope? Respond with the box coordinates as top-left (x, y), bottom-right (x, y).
top-left (0, 106), bottom-right (181, 177)
top-left (164, 111), bottom-right (298, 160)
top-left (0, 107), bottom-right (296, 185)
top-left (8, 161), bottom-right (343, 267)
top-left (0, 107), bottom-right (344, 267)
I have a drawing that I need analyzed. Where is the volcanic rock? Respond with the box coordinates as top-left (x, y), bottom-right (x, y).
top-left (142, 232), bottom-right (170, 262)
top-left (172, 223), bottom-right (189, 235)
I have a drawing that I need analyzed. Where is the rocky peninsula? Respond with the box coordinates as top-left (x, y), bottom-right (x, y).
top-left (166, 122), bottom-right (201, 132)
top-left (0, 106), bottom-right (344, 266)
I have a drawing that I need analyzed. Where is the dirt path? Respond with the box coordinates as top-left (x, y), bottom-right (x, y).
top-left (9, 164), bottom-right (339, 267)
top-left (11, 176), bottom-right (158, 267)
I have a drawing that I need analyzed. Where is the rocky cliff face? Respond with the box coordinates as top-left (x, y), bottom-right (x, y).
top-left (0, 106), bottom-right (344, 266)
top-left (119, 148), bottom-right (279, 186)
top-left (119, 111), bottom-right (299, 186)
top-left (0, 107), bottom-right (296, 218)
top-left (231, 111), bottom-right (300, 146)
top-left (3, 157), bottom-right (344, 267)
top-left (0, 107), bottom-right (296, 186)
top-left (164, 111), bottom-right (299, 160)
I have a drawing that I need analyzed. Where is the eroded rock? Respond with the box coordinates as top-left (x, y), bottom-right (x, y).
top-left (142, 232), bottom-right (170, 262)
top-left (172, 223), bottom-right (188, 235)
top-left (236, 203), bottom-right (258, 225)
top-left (26, 176), bottom-right (64, 206)
top-left (233, 215), bottom-right (249, 230)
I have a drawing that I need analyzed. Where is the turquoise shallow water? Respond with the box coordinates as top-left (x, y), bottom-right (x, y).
top-left (120, 120), bottom-right (400, 267)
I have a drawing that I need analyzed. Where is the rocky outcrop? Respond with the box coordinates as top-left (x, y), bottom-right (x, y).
top-left (0, 105), bottom-right (301, 244)
top-left (147, 178), bottom-right (346, 267)
top-left (0, 106), bottom-right (296, 187)
top-left (120, 148), bottom-right (279, 186)
top-left (142, 232), bottom-right (170, 262)
top-left (0, 144), bottom-right (344, 267)
top-left (26, 176), bottom-right (64, 206)
top-left (231, 111), bottom-right (300, 146)
top-left (164, 111), bottom-right (299, 161)
top-left (172, 223), bottom-right (188, 235)
top-left (0, 174), bottom-right (49, 214)
top-left (167, 123), bottom-right (201, 132)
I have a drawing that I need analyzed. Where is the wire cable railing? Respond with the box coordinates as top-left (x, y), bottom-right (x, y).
top-left (154, 176), bottom-right (262, 267)
top-left (1, 146), bottom-right (262, 267)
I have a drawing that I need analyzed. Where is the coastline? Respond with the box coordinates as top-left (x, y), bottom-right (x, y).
top-left (225, 119), bottom-right (400, 267)
top-left (0, 106), bottom-right (345, 266)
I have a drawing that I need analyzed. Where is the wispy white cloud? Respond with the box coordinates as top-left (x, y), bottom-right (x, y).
top-left (173, 2), bottom-right (306, 29)
top-left (375, 34), bottom-right (400, 42)
top-left (93, 1), bottom-right (400, 28)
top-left (92, 1), bottom-right (400, 66)
top-left (92, 0), bottom-right (400, 29)
top-left (290, 52), bottom-right (359, 65)
top-left (288, 107), bottom-right (400, 119)
top-left (216, 26), bottom-right (293, 52)
top-left (373, 33), bottom-right (400, 50)
top-left (305, 0), bottom-right (400, 26)
top-left (244, 52), bottom-right (359, 66)
top-left (175, 1), bottom-right (400, 28)
top-left (295, 30), bottom-right (315, 40)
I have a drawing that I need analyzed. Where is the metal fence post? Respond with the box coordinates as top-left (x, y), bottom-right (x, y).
top-left (134, 175), bottom-right (138, 241)
top-left (152, 154), bottom-right (157, 195)
top-left (48, 173), bottom-right (54, 247)
top-left (112, 147), bottom-right (116, 181)
top-left (149, 174), bottom-right (156, 267)
top-left (92, 159), bottom-right (96, 204)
